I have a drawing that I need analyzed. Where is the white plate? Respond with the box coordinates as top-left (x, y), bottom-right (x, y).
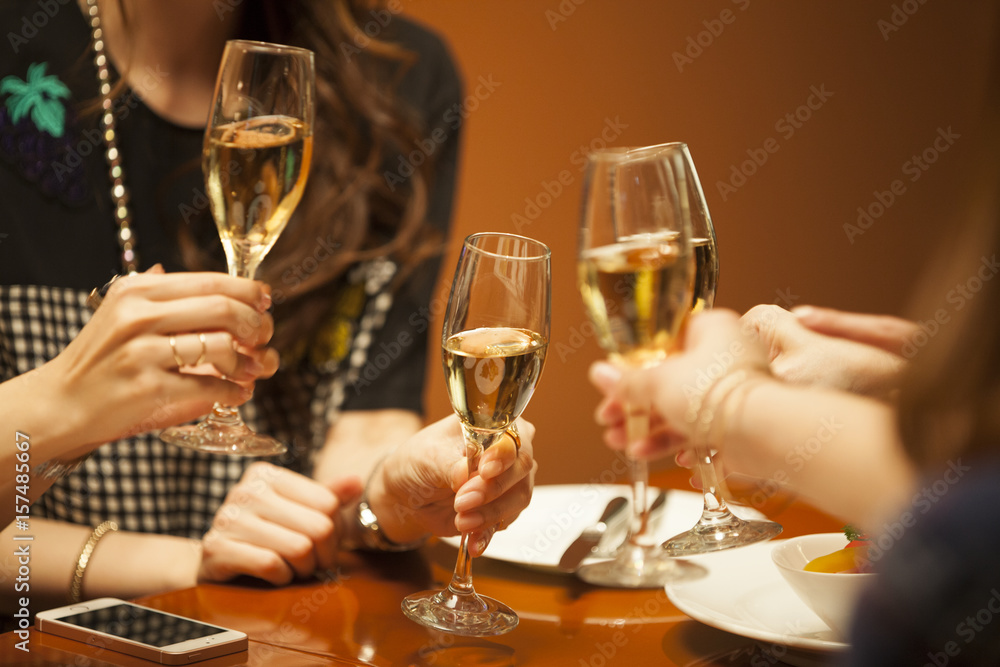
top-left (665, 539), bottom-right (849, 653)
top-left (443, 483), bottom-right (765, 573)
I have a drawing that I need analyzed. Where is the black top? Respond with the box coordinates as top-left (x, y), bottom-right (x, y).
top-left (0, 1), bottom-right (462, 536)
top-left (845, 457), bottom-right (1000, 666)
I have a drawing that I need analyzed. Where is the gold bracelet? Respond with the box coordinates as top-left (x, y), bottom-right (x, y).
top-left (69, 520), bottom-right (118, 603)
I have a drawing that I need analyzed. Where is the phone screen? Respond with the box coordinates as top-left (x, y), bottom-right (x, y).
top-left (55, 603), bottom-right (228, 648)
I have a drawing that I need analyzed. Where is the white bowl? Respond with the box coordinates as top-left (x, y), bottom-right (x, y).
top-left (770, 533), bottom-right (876, 639)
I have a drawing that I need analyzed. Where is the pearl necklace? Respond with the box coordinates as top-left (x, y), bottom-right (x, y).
top-left (84, 0), bottom-right (137, 274)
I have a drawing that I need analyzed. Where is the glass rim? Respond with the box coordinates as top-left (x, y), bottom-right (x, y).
top-left (587, 141), bottom-right (691, 163)
top-left (463, 232), bottom-right (551, 260)
top-left (225, 39), bottom-right (315, 59)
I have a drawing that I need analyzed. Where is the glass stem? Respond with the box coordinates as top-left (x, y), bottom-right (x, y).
top-left (445, 426), bottom-right (492, 598)
top-left (448, 534), bottom-right (475, 596)
top-left (208, 403), bottom-right (242, 424)
top-left (694, 445), bottom-right (732, 519)
top-left (211, 245), bottom-right (261, 422)
top-left (625, 404), bottom-right (654, 548)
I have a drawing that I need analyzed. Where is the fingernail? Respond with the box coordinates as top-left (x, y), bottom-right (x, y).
top-left (791, 305), bottom-right (813, 318)
top-left (480, 460), bottom-right (503, 479)
top-left (589, 361), bottom-right (622, 388)
top-left (259, 291), bottom-right (272, 312)
top-left (472, 537), bottom-right (488, 557)
top-left (454, 491), bottom-right (484, 513)
top-left (455, 512), bottom-right (484, 532)
top-left (245, 359), bottom-right (264, 376)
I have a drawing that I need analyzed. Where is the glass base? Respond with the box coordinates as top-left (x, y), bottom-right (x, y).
top-left (160, 420), bottom-right (287, 457)
top-left (576, 543), bottom-right (706, 588)
top-left (401, 589), bottom-right (518, 637)
top-left (662, 512), bottom-right (782, 557)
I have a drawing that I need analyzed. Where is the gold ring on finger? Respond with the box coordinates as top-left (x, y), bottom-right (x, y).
top-left (505, 427), bottom-right (521, 453)
top-left (168, 335), bottom-right (185, 369)
top-left (194, 333), bottom-right (208, 366)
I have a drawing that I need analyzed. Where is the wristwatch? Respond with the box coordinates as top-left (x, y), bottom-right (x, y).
top-left (354, 497), bottom-right (425, 552)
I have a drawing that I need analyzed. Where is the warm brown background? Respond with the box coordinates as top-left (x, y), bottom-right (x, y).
top-left (402, 1), bottom-right (998, 485)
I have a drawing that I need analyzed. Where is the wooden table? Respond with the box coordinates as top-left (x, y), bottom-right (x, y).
top-left (0, 469), bottom-right (842, 666)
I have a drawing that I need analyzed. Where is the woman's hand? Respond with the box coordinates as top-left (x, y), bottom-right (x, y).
top-left (368, 415), bottom-right (536, 558)
top-left (591, 309), bottom-right (769, 464)
top-left (40, 268), bottom-right (279, 455)
top-left (198, 462), bottom-right (364, 585)
top-left (741, 304), bottom-right (910, 398)
top-left (791, 305), bottom-right (919, 355)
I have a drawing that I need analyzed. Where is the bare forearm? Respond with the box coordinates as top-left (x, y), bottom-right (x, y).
top-left (315, 409), bottom-right (426, 547)
top-left (0, 518), bottom-right (200, 614)
top-left (313, 409), bottom-right (423, 485)
top-left (0, 371), bottom-right (95, 526)
top-left (727, 380), bottom-right (916, 533)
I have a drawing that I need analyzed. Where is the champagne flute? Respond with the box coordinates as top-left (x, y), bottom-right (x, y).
top-left (576, 143), bottom-right (704, 587)
top-left (161, 40), bottom-right (315, 456)
top-left (662, 145), bottom-right (782, 555)
top-left (402, 232), bottom-right (550, 636)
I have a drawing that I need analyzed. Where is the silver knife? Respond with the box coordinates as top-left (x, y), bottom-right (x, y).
top-left (594, 489), bottom-right (668, 558)
top-left (557, 496), bottom-right (628, 572)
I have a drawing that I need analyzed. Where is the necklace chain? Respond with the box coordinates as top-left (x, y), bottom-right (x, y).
top-left (84, 0), bottom-right (137, 274)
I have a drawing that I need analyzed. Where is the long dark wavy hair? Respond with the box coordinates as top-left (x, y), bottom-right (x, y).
top-left (896, 44), bottom-right (1000, 470)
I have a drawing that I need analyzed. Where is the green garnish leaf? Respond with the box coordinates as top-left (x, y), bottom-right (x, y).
top-left (844, 524), bottom-right (868, 541)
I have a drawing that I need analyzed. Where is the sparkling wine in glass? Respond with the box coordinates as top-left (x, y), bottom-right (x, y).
top-left (161, 40), bottom-right (315, 456)
top-left (576, 143), bottom-right (705, 588)
top-left (661, 145), bottom-right (782, 556)
top-left (402, 232), bottom-right (550, 636)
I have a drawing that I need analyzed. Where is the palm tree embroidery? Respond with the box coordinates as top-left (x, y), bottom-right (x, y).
top-left (1, 62), bottom-right (70, 138)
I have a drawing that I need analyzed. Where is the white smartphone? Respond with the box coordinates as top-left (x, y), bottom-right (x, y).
top-left (35, 597), bottom-right (248, 665)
